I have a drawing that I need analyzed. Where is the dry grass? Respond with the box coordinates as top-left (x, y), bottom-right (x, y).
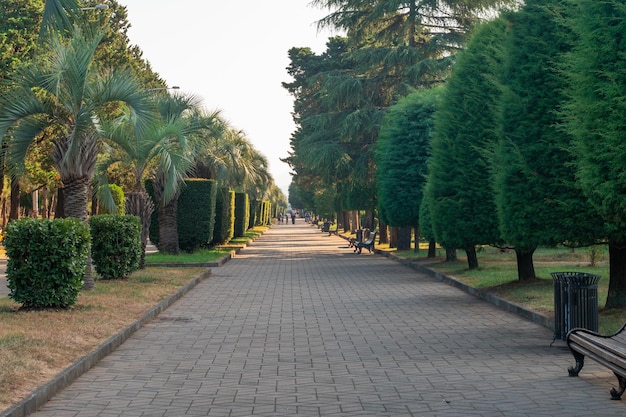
top-left (0, 267), bottom-right (205, 412)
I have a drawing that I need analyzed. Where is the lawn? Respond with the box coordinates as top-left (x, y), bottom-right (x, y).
top-left (386, 243), bottom-right (626, 334)
top-left (145, 247), bottom-right (234, 264)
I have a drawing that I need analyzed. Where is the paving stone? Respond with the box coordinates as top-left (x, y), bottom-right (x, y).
top-left (23, 221), bottom-right (626, 416)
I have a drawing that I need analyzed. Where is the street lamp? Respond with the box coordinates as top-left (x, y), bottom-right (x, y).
top-left (80, 4), bottom-right (109, 11)
top-left (146, 86), bottom-right (181, 92)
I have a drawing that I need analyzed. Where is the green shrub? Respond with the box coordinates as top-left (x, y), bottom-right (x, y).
top-left (90, 215), bottom-right (141, 280)
top-left (212, 187), bottom-right (235, 245)
top-left (97, 184), bottom-right (125, 215)
top-left (234, 192), bottom-right (249, 238)
top-left (249, 199), bottom-right (259, 229)
top-left (4, 218), bottom-right (90, 308)
top-left (177, 179), bottom-right (217, 252)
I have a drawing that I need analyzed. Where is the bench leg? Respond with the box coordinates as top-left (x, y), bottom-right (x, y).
top-left (568, 350), bottom-right (585, 377)
top-left (610, 373), bottom-right (626, 400)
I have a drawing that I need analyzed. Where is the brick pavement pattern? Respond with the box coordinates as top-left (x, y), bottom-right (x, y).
top-left (29, 221), bottom-right (624, 416)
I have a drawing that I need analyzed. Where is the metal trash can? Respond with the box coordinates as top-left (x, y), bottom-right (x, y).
top-left (322, 222), bottom-right (331, 233)
top-left (551, 272), bottom-right (601, 340)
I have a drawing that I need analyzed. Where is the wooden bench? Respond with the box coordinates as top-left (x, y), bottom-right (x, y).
top-left (354, 231), bottom-right (377, 254)
top-left (566, 323), bottom-right (626, 399)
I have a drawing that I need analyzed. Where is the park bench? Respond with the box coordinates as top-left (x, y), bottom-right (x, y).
top-left (566, 323), bottom-right (626, 400)
top-left (354, 231), bottom-right (377, 254)
top-left (348, 229), bottom-right (369, 249)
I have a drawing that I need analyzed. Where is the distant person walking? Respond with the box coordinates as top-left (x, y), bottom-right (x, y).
top-left (305, 212), bottom-right (310, 223)
top-left (291, 212), bottom-right (296, 224)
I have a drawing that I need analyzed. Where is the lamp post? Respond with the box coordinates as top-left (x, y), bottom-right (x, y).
top-left (146, 86), bottom-right (181, 92)
top-left (79, 4), bottom-right (109, 11)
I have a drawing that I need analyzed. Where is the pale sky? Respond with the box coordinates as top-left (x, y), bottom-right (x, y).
top-left (122, 1), bottom-right (337, 196)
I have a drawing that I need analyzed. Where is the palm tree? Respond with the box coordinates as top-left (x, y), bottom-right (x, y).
top-left (97, 92), bottom-right (216, 265)
top-left (0, 27), bottom-right (152, 289)
top-left (147, 95), bottom-right (221, 254)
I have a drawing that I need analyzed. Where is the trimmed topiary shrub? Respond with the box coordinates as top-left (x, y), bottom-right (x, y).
top-left (177, 179), bottom-right (217, 252)
top-left (90, 215), bottom-right (142, 280)
top-left (212, 187), bottom-right (235, 245)
top-left (234, 192), bottom-right (249, 238)
top-left (4, 218), bottom-right (90, 308)
top-left (248, 199), bottom-right (259, 229)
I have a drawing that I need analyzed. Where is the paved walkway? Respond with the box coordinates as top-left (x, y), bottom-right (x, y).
top-left (9, 221), bottom-right (626, 416)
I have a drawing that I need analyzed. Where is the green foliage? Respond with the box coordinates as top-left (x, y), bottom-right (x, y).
top-left (341, 181), bottom-right (376, 211)
top-left (177, 179), bottom-right (217, 252)
top-left (212, 188), bottom-right (235, 245)
top-left (97, 183), bottom-right (125, 215)
top-left (562, 0), bottom-right (626, 240)
top-left (90, 215), bottom-right (141, 280)
top-left (234, 192), bottom-right (250, 238)
top-left (314, 188), bottom-right (336, 219)
top-left (4, 218), bottom-right (89, 308)
top-left (419, 194), bottom-right (435, 242)
top-left (254, 200), bottom-right (272, 226)
top-left (427, 19), bottom-right (506, 250)
top-left (494, 0), bottom-right (604, 252)
top-left (0, 0), bottom-right (42, 84)
top-left (377, 88), bottom-right (440, 227)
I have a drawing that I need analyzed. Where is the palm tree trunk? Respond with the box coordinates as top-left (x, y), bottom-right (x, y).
top-left (62, 176), bottom-right (94, 290)
top-left (10, 177), bottom-right (19, 221)
top-left (158, 196), bottom-right (180, 254)
top-left (126, 191), bottom-right (155, 269)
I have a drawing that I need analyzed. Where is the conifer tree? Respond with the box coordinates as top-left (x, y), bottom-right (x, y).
top-left (376, 88), bottom-right (440, 250)
top-left (562, 0), bottom-right (626, 307)
top-left (427, 18), bottom-right (507, 269)
top-left (495, 0), bottom-right (603, 280)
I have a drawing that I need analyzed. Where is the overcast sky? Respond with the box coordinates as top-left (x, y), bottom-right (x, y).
top-left (122, 0), bottom-right (337, 196)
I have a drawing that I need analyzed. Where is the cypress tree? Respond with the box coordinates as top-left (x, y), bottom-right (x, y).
top-left (376, 88), bottom-right (440, 251)
top-left (495, 0), bottom-right (603, 280)
top-left (562, 0), bottom-right (626, 307)
top-left (427, 18), bottom-right (507, 269)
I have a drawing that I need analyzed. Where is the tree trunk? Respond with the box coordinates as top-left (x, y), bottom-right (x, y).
top-left (55, 187), bottom-right (65, 218)
top-left (62, 176), bottom-right (94, 290)
top-left (159, 196), bottom-right (180, 254)
top-left (465, 245), bottom-right (479, 269)
top-left (363, 210), bottom-right (375, 231)
top-left (445, 248), bottom-right (457, 262)
top-left (389, 226), bottom-right (398, 248)
top-left (379, 222), bottom-right (389, 245)
top-left (351, 210), bottom-right (359, 231)
top-left (515, 248), bottom-right (536, 281)
top-left (41, 186), bottom-right (49, 219)
top-left (413, 226), bottom-right (419, 253)
top-left (9, 177), bottom-right (19, 221)
top-left (428, 239), bottom-right (437, 258)
top-left (606, 239), bottom-right (626, 308)
top-left (397, 226), bottom-right (412, 251)
top-left (342, 210), bottom-right (351, 232)
top-left (126, 191), bottom-right (155, 269)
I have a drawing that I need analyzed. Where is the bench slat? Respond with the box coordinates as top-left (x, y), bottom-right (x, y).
top-left (570, 332), bottom-right (626, 359)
